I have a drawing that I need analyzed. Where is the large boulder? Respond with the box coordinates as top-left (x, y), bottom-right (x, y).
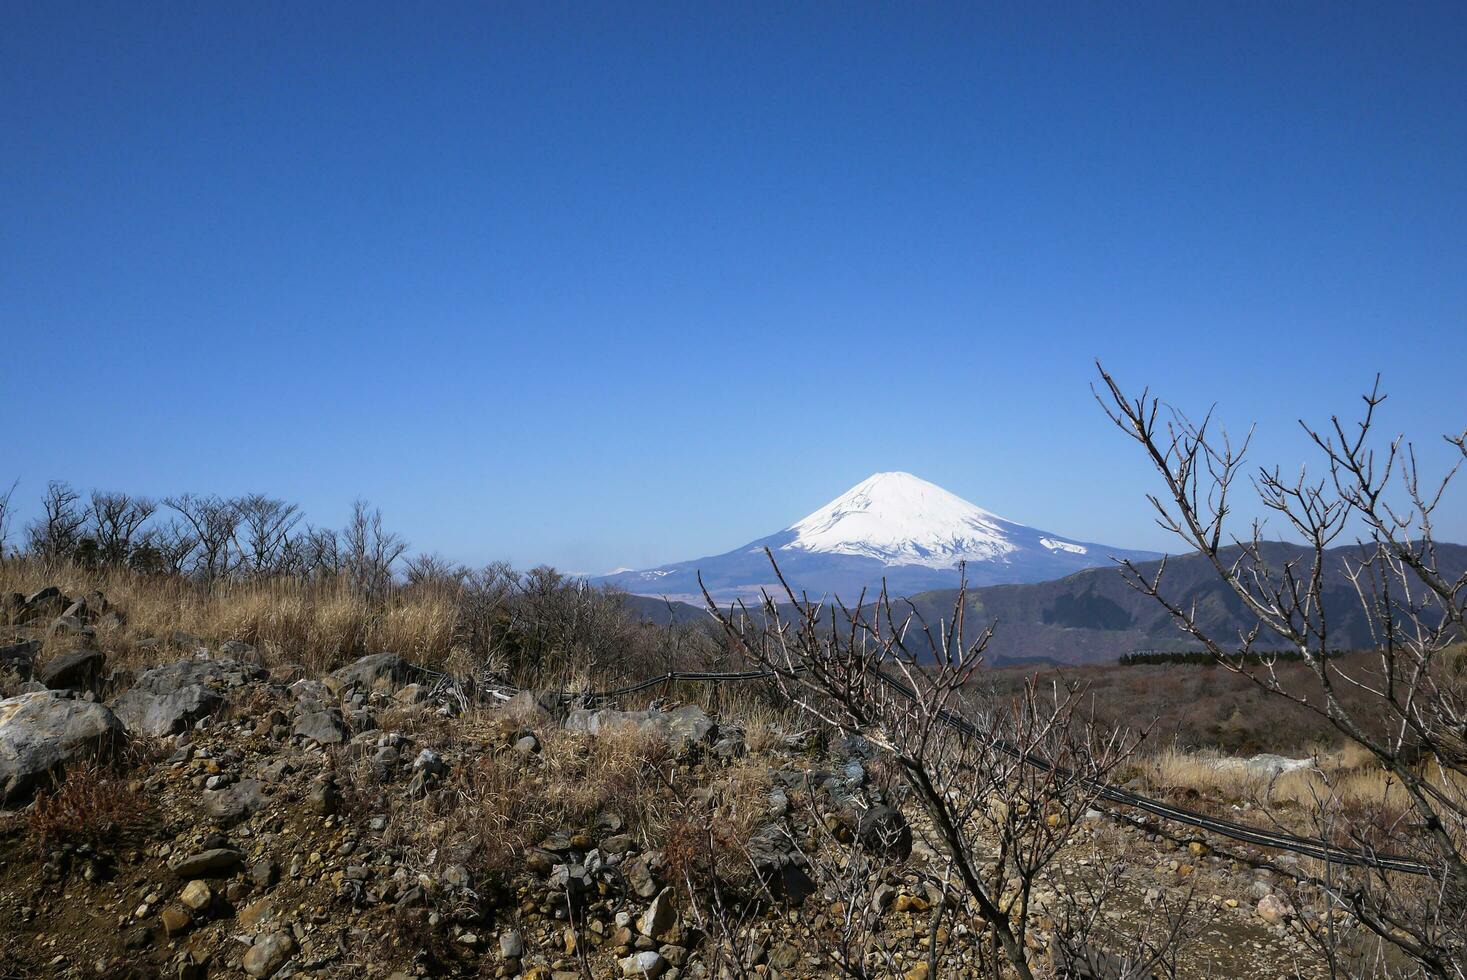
top-left (39, 649), bottom-right (106, 692)
top-left (0, 691), bottom-right (123, 804)
top-left (564, 704), bottom-right (716, 748)
top-left (110, 659), bottom-right (266, 736)
top-left (329, 653), bottom-right (427, 694)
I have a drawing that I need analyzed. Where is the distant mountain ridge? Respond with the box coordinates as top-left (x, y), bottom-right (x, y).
top-left (894, 541), bottom-right (1467, 665)
top-left (596, 472), bottom-right (1161, 602)
top-left (619, 541), bottom-right (1467, 667)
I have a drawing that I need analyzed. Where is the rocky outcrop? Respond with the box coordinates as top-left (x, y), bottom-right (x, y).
top-left (39, 649), bottom-right (106, 692)
top-left (329, 653), bottom-right (426, 694)
top-left (0, 690), bottom-right (123, 803)
top-left (110, 659), bottom-right (266, 736)
top-left (564, 704), bottom-right (716, 748)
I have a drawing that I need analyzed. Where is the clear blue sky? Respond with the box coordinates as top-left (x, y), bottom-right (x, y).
top-left (4, 2), bottom-right (1464, 572)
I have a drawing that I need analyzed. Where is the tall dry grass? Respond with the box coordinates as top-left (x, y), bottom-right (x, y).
top-left (1, 557), bottom-right (460, 672)
top-left (1135, 744), bottom-right (1423, 816)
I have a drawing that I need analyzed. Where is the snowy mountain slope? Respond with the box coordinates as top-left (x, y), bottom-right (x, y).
top-left (595, 472), bottom-right (1161, 603)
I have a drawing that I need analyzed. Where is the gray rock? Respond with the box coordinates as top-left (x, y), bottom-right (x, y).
top-left (203, 779), bottom-right (268, 826)
top-left (308, 776), bottom-right (340, 815)
top-left (0, 691), bottom-right (123, 803)
top-left (564, 704), bottom-right (716, 748)
top-left (292, 708), bottom-right (348, 745)
top-left (637, 887), bottom-right (676, 940)
top-left (623, 855), bottom-right (660, 898)
top-left (168, 848), bottom-right (243, 877)
top-left (242, 931), bottom-right (295, 977)
top-left (39, 649), bottom-right (106, 692)
top-left (330, 653), bottom-right (426, 693)
top-left (499, 929), bottom-right (524, 959)
top-left (852, 804), bottom-right (912, 859)
top-left (110, 659), bottom-right (265, 736)
top-left (618, 951), bottom-right (668, 978)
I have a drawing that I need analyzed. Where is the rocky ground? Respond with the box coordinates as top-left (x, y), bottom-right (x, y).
top-left (0, 586), bottom-right (1377, 978)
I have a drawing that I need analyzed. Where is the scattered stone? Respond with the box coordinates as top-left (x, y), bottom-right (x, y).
top-left (168, 848), bottom-right (243, 878)
top-left (159, 905), bottom-right (192, 936)
top-left (242, 931), bottom-right (296, 977)
top-left (618, 951), bottom-right (668, 978)
top-left (637, 888), bottom-right (676, 940)
top-left (179, 879), bottom-right (212, 911)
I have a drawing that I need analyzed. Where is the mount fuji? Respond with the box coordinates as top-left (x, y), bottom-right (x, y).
top-left (594, 472), bottom-right (1161, 603)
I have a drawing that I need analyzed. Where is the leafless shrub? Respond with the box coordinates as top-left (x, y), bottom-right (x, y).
top-left (706, 555), bottom-right (1162, 980)
top-left (1096, 364), bottom-right (1467, 978)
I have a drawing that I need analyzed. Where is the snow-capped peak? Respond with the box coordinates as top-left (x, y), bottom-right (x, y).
top-left (781, 472), bottom-right (1020, 568)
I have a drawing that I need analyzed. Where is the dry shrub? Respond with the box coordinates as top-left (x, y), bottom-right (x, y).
top-left (25, 762), bottom-right (155, 852)
top-left (664, 757), bottom-right (774, 894)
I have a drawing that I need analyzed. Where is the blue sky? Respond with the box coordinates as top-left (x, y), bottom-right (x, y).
top-left (3, 2), bottom-right (1464, 572)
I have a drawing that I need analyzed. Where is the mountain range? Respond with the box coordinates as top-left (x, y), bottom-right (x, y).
top-left (623, 542), bottom-right (1467, 666)
top-left (595, 471), bottom-right (1161, 603)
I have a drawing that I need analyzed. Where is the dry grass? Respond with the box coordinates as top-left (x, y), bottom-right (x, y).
top-left (1135, 745), bottom-right (1413, 811)
top-left (1, 558), bottom-right (460, 673)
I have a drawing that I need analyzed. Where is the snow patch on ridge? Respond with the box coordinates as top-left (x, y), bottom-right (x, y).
top-left (1039, 537), bottom-right (1088, 555)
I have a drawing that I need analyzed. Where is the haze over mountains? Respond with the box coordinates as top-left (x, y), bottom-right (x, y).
top-left (596, 472), bottom-right (1161, 603)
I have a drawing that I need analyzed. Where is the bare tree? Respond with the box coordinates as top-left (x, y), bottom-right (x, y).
top-left (707, 558), bottom-right (1154, 980)
top-left (233, 493), bottom-right (302, 576)
top-left (341, 499), bottom-right (406, 597)
top-left (404, 552), bottom-right (468, 590)
top-left (164, 493), bottom-right (242, 582)
top-left (0, 479), bottom-right (17, 558)
top-left (130, 518), bottom-right (200, 576)
top-left (26, 481), bottom-right (87, 560)
top-left (1096, 365), bottom-right (1466, 978)
top-left (89, 491), bottom-right (157, 566)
